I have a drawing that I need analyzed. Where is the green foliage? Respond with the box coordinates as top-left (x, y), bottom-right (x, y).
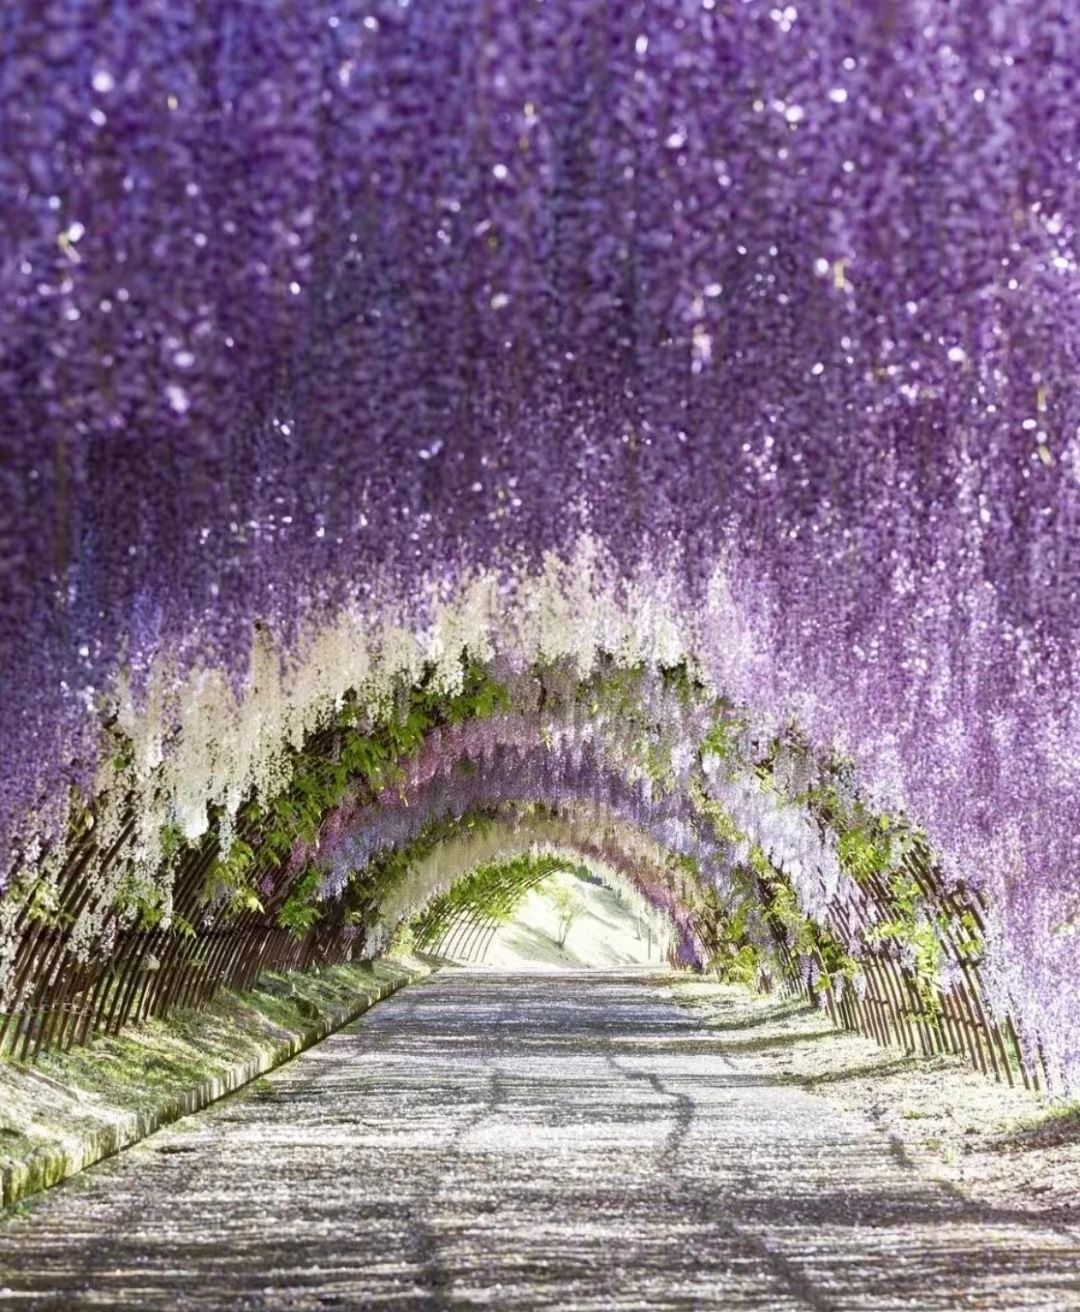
top-left (657, 659), bottom-right (706, 705)
top-left (577, 660), bottom-right (647, 720)
top-left (205, 840), bottom-right (263, 918)
top-left (700, 703), bottom-right (747, 764)
top-left (5, 874), bottom-right (70, 929)
top-left (443, 659), bottom-right (512, 724)
top-left (720, 943), bottom-right (762, 988)
top-left (836, 820), bottom-right (894, 884)
top-left (545, 878), bottom-right (584, 947)
top-left (107, 730), bottom-right (136, 776)
top-left (951, 907), bottom-right (985, 963)
top-left (277, 866), bottom-right (323, 937)
top-left (411, 851), bottom-right (572, 948)
top-left (158, 824), bottom-right (186, 865)
top-left (696, 882), bottom-right (761, 987)
top-left (385, 921), bottom-right (416, 957)
top-left (112, 870), bottom-right (172, 930)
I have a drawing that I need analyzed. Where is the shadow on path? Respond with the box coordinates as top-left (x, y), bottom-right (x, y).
top-left (0, 970), bottom-right (1077, 1310)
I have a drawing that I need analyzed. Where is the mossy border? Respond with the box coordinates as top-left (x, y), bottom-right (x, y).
top-left (1, 957), bottom-right (431, 1211)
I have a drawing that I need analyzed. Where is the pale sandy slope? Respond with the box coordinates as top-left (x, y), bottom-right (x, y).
top-left (481, 870), bottom-right (670, 970)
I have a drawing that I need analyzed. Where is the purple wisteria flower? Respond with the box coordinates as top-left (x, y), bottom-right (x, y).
top-left (0, 0), bottom-right (1076, 1083)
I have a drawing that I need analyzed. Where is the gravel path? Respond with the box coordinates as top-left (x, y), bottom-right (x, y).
top-left (0, 970), bottom-right (1077, 1310)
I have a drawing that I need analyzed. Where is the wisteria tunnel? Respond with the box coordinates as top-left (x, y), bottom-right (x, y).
top-left (1, 0), bottom-right (1078, 1307)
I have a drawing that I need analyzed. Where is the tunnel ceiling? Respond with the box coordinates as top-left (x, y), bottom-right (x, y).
top-left (0, 2), bottom-right (1077, 1088)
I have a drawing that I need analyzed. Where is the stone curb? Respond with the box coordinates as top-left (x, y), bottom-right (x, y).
top-left (1, 964), bottom-right (429, 1211)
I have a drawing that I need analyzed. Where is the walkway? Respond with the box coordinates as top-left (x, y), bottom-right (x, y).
top-left (0, 971), bottom-right (1077, 1309)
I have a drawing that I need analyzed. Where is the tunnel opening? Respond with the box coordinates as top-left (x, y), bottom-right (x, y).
top-left (410, 855), bottom-right (673, 969)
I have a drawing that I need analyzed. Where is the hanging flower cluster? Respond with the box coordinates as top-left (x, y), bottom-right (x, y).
top-left (0, 2), bottom-right (1076, 1083)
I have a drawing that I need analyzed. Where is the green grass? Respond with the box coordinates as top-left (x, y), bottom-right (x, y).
top-left (0, 956), bottom-right (428, 1209)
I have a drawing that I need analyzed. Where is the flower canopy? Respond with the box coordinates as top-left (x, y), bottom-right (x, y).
top-left (0, 2), bottom-right (1076, 1083)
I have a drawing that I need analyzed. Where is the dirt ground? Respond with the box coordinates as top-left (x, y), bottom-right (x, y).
top-left (665, 975), bottom-right (1080, 1237)
top-left (3, 970), bottom-right (1077, 1310)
